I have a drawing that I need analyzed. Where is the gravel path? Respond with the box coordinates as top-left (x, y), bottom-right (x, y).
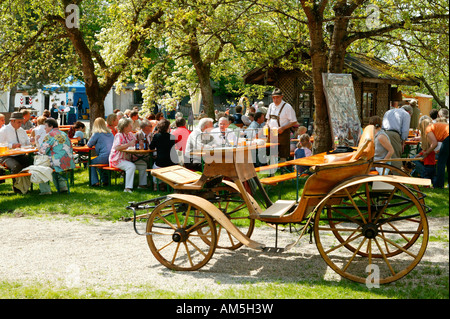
top-left (0, 215), bottom-right (448, 296)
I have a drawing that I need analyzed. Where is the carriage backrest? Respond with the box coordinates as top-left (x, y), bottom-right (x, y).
top-left (350, 125), bottom-right (375, 161)
top-left (300, 125), bottom-right (375, 198)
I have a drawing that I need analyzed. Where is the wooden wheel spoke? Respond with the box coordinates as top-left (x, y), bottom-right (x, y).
top-left (156, 212), bottom-right (177, 231)
top-left (226, 230), bottom-right (236, 246)
top-left (323, 233), bottom-right (364, 254)
top-left (344, 188), bottom-right (367, 224)
top-left (172, 204), bottom-right (181, 228)
top-left (186, 239), bottom-right (208, 258)
top-left (374, 188), bottom-right (397, 223)
top-left (379, 202), bottom-right (416, 226)
top-left (376, 233), bottom-right (418, 259)
top-left (342, 237), bottom-right (367, 272)
top-left (157, 239), bottom-right (175, 253)
top-left (183, 242), bottom-right (194, 267)
top-left (182, 204), bottom-right (192, 228)
top-left (373, 237), bottom-right (396, 276)
top-left (170, 242), bottom-right (181, 265)
top-left (330, 206), bottom-right (361, 224)
top-left (365, 183), bottom-right (372, 222)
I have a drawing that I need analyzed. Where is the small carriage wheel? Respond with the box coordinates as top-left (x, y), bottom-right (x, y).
top-left (314, 181), bottom-right (429, 284)
top-left (146, 198), bottom-right (217, 271)
top-left (199, 186), bottom-right (255, 250)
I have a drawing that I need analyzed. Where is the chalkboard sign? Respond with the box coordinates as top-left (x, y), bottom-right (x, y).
top-left (322, 73), bottom-right (362, 147)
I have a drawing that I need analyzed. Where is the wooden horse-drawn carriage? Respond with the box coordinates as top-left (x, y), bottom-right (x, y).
top-left (126, 125), bottom-right (431, 284)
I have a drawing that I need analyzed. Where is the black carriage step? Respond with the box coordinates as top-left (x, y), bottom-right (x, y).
top-left (259, 200), bottom-right (296, 218)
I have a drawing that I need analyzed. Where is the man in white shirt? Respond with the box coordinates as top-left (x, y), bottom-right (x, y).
top-left (0, 112), bottom-right (33, 191)
top-left (184, 117), bottom-right (214, 171)
top-left (211, 117), bottom-right (237, 147)
top-left (265, 88), bottom-right (298, 161)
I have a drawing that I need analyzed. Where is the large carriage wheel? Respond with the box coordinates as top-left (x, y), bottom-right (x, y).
top-left (146, 198), bottom-right (217, 271)
top-left (314, 181), bottom-right (429, 284)
top-left (200, 186), bottom-right (255, 250)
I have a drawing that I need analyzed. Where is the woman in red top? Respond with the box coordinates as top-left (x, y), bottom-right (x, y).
top-left (417, 116), bottom-right (449, 188)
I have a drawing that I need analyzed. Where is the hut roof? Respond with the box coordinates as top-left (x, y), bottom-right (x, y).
top-left (244, 53), bottom-right (420, 87)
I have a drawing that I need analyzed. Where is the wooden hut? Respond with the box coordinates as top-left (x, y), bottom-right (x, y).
top-left (243, 53), bottom-right (420, 126)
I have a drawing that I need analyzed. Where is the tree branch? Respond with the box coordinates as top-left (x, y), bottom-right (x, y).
top-left (345, 13), bottom-right (449, 46)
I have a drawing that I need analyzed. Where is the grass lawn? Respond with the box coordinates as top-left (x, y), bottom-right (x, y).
top-left (0, 167), bottom-right (448, 299)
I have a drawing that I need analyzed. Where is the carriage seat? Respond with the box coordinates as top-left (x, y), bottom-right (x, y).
top-left (258, 200), bottom-right (296, 218)
top-left (150, 165), bottom-right (203, 190)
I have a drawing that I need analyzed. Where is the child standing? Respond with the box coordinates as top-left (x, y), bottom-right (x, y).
top-left (294, 133), bottom-right (312, 174)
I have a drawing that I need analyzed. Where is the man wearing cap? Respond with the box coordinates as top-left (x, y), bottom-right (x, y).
top-left (0, 112), bottom-right (33, 191)
top-left (265, 88), bottom-right (298, 162)
top-left (382, 104), bottom-right (412, 171)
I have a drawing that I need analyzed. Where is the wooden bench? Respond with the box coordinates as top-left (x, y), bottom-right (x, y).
top-left (260, 171), bottom-right (309, 200)
top-left (101, 166), bottom-right (124, 186)
top-left (0, 168), bottom-right (73, 193)
top-left (0, 172), bottom-right (32, 181)
top-left (260, 172), bottom-right (298, 186)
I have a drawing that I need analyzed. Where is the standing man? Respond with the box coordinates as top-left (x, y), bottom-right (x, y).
top-left (0, 112), bottom-right (33, 192)
top-left (76, 98), bottom-right (84, 119)
top-left (382, 104), bottom-right (413, 171)
top-left (59, 101), bottom-right (67, 125)
top-left (265, 88), bottom-right (298, 162)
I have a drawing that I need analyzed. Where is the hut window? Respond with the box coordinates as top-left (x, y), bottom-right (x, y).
top-left (298, 92), bottom-right (313, 118)
top-left (362, 91), bottom-right (376, 119)
top-left (133, 90), bottom-right (143, 105)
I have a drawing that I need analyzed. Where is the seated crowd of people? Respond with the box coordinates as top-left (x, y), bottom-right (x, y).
top-left (0, 99), bottom-right (448, 195)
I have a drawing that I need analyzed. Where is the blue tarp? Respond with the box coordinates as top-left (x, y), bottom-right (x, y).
top-left (43, 77), bottom-right (89, 117)
top-left (43, 77), bottom-right (86, 93)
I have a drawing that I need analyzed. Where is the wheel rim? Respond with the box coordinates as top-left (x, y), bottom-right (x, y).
top-left (146, 198), bottom-right (217, 271)
top-left (314, 181), bottom-right (429, 284)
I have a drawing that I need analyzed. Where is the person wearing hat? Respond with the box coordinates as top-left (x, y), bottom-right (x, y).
top-left (265, 88), bottom-right (298, 162)
top-left (0, 112), bottom-right (33, 192)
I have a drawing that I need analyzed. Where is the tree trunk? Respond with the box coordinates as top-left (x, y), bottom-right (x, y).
top-left (198, 73), bottom-right (215, 119)
top-left (309, 24), bottom-right (333, 153)
top-left (189, 37), bottom-right (215, 119)
top-left (84, 84), bottom-right (107, 127)
top-left (328, 14), bottom-right (349, 74)
top-left (8, 85), bottom-right (17, 112)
